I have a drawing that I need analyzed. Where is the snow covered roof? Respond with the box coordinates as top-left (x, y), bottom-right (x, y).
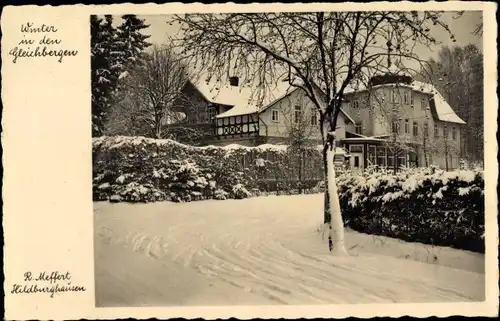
top-left (342, 137), bottom-right (390, 142)
top-left (404, 81), bottom-right (465, 124)
top-left (190, 75), bottom-right (297, 118)
top-left (189, 76), bottom-right (355, 122)
top-left (428, 88), bottom-right (466, 124)
top-left (373, 63), bottom-right (412, 78)
top-left (343, 80), bottom-right (465, 125)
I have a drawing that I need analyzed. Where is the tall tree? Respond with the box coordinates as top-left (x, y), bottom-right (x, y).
top-left (174, 12), bottom-right (455, 254)
top-left (105, 44), bottom-right (201, 140)
top-left (279, 94), bottom-right (320, 191)
top-left (116, 15), bottom-right (152, 68)
top-left (91, 15), bottom-right (124, 137)
top-left (91, 15), bottom-right (153, 136)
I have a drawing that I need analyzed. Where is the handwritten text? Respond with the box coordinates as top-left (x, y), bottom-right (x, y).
top-left (10, 271), bottom-right (86, 298)
top-left (9, 22), bottom-right (79, 63)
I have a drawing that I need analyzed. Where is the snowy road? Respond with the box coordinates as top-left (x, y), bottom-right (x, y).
top-left (94, 194), bottom-right (485, 307)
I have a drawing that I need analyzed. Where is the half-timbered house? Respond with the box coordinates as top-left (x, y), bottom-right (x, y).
top-left (170, 66), bottom-right (465, 170)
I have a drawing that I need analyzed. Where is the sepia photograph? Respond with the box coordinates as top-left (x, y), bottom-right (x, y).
top-left (91, 10), bottom-right (487, 307)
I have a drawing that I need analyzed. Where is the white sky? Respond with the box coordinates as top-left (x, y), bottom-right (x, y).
top-left (135, 11), bottom-right (482, 65)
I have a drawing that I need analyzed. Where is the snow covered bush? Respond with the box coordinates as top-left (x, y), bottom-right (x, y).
top-left (214, 189), bottom-right (229, 200)
top-left (118, 182), bottom-right (166, 203)
top-left (165, 159), bottom-right (213, 202)
top-left (93, 137), bottom-right (484, 252)
top-left (92, 136), bottom-right (325, 203)
top-left (231, 184), bottom-right (253, 199)
top-left (337, 167), bottom-right (485, 253)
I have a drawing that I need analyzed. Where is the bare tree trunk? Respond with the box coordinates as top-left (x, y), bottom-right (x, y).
top-left (298, 150), bottom-right (303, 194)
top-left (154, 107), bottom-right (162, 139)
top-left (322, 147), bottom-right (331, 224)
top-left (322, 130), bottom-right (348, 256)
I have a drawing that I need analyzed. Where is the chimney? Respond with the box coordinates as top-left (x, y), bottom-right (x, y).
top-left (229, 76), bottom-right (239, 87)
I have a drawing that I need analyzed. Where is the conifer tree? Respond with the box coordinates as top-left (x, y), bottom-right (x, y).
top-left (91, 14), bottom-right (152, 136)
top-left (91, 15), bottom-right (117, 136)
top-left (116, 15), bottom-right (152, 68)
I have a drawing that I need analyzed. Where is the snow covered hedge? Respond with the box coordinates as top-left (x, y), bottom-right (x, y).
top-left (94, 137), bottom-right (484, 252)
top-left (336, 166), bottom-right (485, 253)
top-left (93, 136), bottom-right (324, 203)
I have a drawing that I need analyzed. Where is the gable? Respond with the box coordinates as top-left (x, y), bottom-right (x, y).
top-left (259, 84), bottom-right (356, 124)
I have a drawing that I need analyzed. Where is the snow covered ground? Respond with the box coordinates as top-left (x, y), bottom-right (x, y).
top-left (94, 194), bottom-right (485, 307)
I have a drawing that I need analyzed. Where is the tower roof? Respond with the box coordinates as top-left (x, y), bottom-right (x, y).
top-left (369, 63), bottom-right (413, 87)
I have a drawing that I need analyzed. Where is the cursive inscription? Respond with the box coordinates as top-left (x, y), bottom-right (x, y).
top-left (11, 271), bottom-right (86, 298)
top-left (9, 22), bottom-right (79, 63)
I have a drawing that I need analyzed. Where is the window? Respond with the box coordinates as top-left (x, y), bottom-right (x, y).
top-left (388, 156), bottom-right (394, 167)
top-left (403, 91), bottom-right (409, 104)
top-left (413, 121), bottom-right (418, 136)
top-left (404, 119), bottom-right (410, 134)
top-left (294, 105), bottom-right (301, 124)
top-left (354, 156), bottom-right (360, 168)
top-left (377, 146), bottom-right (386, 167)
top-left (387, 149), bottom-right (394, 167)
top-left (452, 126), bottom-right (457, 140)
top-left (355, 123), bottom-right (363, 134)
top-left (424, 122), bottom-right (429, 137)
top-left (434, 124), bottom-right (439, 137)
top-left (443, 124), bottom-right (448, 138)
top-left (392, 121), bottom-right (400, 134)
top-left (399, 155), bottom-right (407, 167)
top-left (421, 97), bottom-right (426, 110)
top-left (410, 92), bottom-right (414, 107)
top-left (271, 109), bottom-right (279, 122)
top-left (350, 145), bottom-right (363, 153)
top-left (368, 145), bottom-right (376, 165)
top-left (353, 99), bottom-right (359, 109)
top-left (311, 113), bottom-right (317, 126)
top-left (391, 90), bottom-right (399, 103)
top-left (207, 106), bottom-right (216, 123)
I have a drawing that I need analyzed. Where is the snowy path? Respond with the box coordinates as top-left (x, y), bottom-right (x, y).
top-left (94, 194), bottom-right (485, 307)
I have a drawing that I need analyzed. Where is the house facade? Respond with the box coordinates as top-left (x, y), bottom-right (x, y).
top-left (172, 68), bottom-right (464, 170)
top-left (173, 76), bottom-right (355, 148)
top-left (340, 65), bottom-right (465, 170)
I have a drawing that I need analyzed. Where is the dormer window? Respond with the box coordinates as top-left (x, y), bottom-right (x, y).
top-left (229, 76), bottom-right (239, 87)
